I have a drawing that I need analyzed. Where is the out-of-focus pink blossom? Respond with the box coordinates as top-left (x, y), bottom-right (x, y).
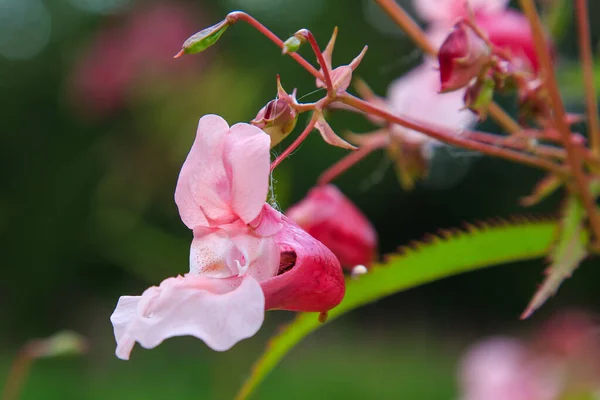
top-left (387, 62), bottom-right (477, 148)
top-left (286, 185), bottom-right (377, 270)
top-left (476, 10), bottom-right (542, 72)
top-left (414, 0), bottom-right (508, 25)
top-left (69, 1), bottom-right (203, 117)
top-left (111, 115), bottom-right (344, 359)
top-left (414, 0), bottom-right (547, 72)
top-left (459, 337), bottom-right (561, 400)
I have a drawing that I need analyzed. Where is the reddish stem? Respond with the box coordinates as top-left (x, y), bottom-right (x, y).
top-left (574, 0), bottom-right (600, 156)
top-left (226, 12), bottom-right (324, 81)
top-left (270, 115), bottom-right (318, 171)
top-left (519, 0), bottom-right (600, 243)
top-left (340, 94), bottom-right (568, 176)
top-left (318, 135), bottom-right (388, 184)
top-left (295, 29), bottom-right (335, 97)
top-left (1, 350), bottom-right (33, 400)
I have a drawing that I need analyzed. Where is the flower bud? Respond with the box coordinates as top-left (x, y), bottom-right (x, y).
top-left (282, 36), bottom-right (303, 54)
top-left (251, 98), bottom-right (298, 147)
top-left (438, 21), bottom-right (491, 93)
top-left (175, 19), bottom-right (229, 57)
top-left (286, 185), bottom-right (377, 269)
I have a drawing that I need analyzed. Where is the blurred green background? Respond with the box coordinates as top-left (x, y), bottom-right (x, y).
top-left (1, 0), bottom-right (599, 398)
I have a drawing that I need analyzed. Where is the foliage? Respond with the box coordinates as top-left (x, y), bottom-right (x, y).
top-left (236, 219), bottom-right (557, 399)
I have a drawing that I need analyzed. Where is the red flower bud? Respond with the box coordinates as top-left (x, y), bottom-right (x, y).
top-left (286, 185), bottom-right (377, 269)
top-left (438, 21), bottom-right (491, 93)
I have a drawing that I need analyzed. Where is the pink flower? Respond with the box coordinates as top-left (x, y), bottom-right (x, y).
top-left (110, 115), bottom-right (344, 359)
top-left (459, 337), bottom-right (560, 400)
top-left (286, 185), bottom-right (377, 270)
top-left (414, 0), bottom-right (546, 72)
top-left (414, 0), bottom-right (508, 25)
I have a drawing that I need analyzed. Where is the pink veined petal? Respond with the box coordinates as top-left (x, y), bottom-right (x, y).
top-left (189, 226), bottom-right (238, 278)
top-left (190, 219), bottom-right (280, 281)
top-left (229, 228), bottom-right (280, 282)
top-left (261, 215), bottom-right (345, 312)
top-left (110, 274), bottom-right (265, 360)
top-left (226, 123), bottom-right (271, 225)
top-left (175, 114), bottom-right (234, 229)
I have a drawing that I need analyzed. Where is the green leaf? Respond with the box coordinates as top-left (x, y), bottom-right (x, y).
top-left (522, 196), bottom-right (589, 318)
top-left (235, 219), bottom-right (557, 400)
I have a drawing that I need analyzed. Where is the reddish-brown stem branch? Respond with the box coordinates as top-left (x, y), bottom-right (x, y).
top-left (574, 0), bottom-right (600, 156)
top-left (226, 12), bottom-right (324, 81)
top-left (1, 350), bottom-right (33, 400)
top-left (271, 115), bottom-right (318, 171)
top-left (373, 0), bottom-right (520, 135)
top-left (340, 94), bottom-right (568, 176)
top-left (318, 136), bottom-right (388, 184)
top-left (519, 0), bottom-right (600, 242)
top-left (295, 30), bottom-right (334, 97)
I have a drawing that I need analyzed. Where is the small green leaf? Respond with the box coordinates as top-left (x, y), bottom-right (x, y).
top-left (235, 219), bottom-right (557, 400)
top-left (522, 196), bottom-right (589, 319)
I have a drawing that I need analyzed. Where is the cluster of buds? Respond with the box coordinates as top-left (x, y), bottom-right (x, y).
top-left (437, 15), bottom-right (550, 120)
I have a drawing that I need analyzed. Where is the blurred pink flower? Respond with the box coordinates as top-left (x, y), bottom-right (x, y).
top-left (459, 337), bottom-right (560, 400)
top-left (387, 62), bottom-right (477, 150)
top-left (414, 0), bottom-right (508, 25)
top-left (110, 115), bottom-right (344, 359)
top-left (287, 184), bottom-right (377, 270)
top-left (69, 1), bottom-right (203, 117)
top-left (414, 0), bottom-right (544, 72)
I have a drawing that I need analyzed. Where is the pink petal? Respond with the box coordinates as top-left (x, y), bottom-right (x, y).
top-left (226, 123), bottom-right (271, 225)
top-left (189, 226), bottom-right (238, 278)
top-left (110, 274), bottom-right (265, 359)
top-left (476, 10), bottom-right (544, 72)
top-left (249, 204), bottom-right (283, 237)
top-left (261, 215), bottom-right (345, 312)
top-left (190, 219), bottom-right (280, 281)
top-left (174, 114), bottom-right (234, 229)
top-left (413, 0), bottom-right (508, 23)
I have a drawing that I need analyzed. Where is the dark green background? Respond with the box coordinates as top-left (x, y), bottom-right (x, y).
top-left (1, 0), bottom-right (598, 398)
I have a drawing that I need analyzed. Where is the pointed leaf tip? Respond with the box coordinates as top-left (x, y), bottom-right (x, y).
top-left (522, 195), bottom-right (589, 319)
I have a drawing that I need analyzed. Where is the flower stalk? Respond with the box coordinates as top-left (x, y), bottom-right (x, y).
top-left (339, 93), bottom-right (568, 177)
top-left (519, 0), bottom-right (600, 245)
top-left (574, 0), bottom-right (600, 156)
